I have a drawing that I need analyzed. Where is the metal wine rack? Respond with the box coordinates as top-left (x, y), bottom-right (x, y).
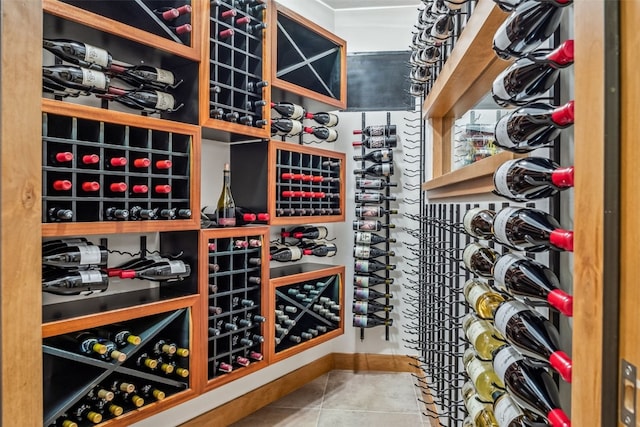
top-left (204, 229), bottom-right (267, 380)
top-left (43, 309), bottom-right (190, 427)
top-left (42, 112), bottom-right (192, 224)
top-left (208, 0), bottom-right (267, 129)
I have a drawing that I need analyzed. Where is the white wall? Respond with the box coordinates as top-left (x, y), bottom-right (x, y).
top-left (276, 0), bottom-right (335, 32)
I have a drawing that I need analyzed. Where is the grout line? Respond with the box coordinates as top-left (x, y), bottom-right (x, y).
top-left (315, 370), bottom-right (331, 426)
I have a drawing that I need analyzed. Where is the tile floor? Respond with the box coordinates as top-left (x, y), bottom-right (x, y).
top-left (230, 370), bottom-right (432, 427)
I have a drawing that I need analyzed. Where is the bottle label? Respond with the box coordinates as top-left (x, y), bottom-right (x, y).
top-left (494, 115), bottom-right (516, 148)
top-left (462, 207), bottom-right (483, 236)
top-left (84, 43), bottom-right (110, 68)
top-left (494, 300), bottom-right (529, 337)
top-left (465, 282), bottom-right (489, 312)
top-left (366, 125), bottom-right (385, 136)
top-left (492, 207), bottom-right (519, 247)
top-left (324, 114), bottom-right (339, 127)
top-left (493, 159), bottom-right (518, 197)
top-left (154, 91), bottom-right (176, 111)
top-left (465, 319), bottom-right (490, 348)
top-left (289, 120), bottom-right (303, 135)
top-left (466, 357), bottom-right (492, 384)
top-left (367, 136), bottom-right (386, 148)
top-left (325, 128), bottom-right (338, 142)
top-left (291, 105), bottom-right (305, 120)
top-left (357, 179), bottom-right (382, 189)
top-left (493, 253), bottom-right (520, 288)
top-left (79, 270), bottom-right (103, 283)
top-left (466, 394), bottom-right (489, 420)
top-left (355, 231), bottom-right (372, 244)
top-left (357, 207), bottom-right (380, 218)
top-left (493, 26), bottom-right (514, 54)
top-left (494, 394), bottom-right (524, 425)
top-left (352, 315), bottom-right (369, 327)
top-left (462, 243), bottom-right (481, 270)
top-left (168, 260), bottom-right (187, 274)
top-left (154, 68), bottom-right (175, 85)
top-left (354, 288), bottom-right (370, 299)
top-left (289, 246), bottom-right (302, 261)
top-left (379, 164), bottom-right (392, 176)
top-left (81, 68), bottom-right (108, 90)
top-left (356, 193), bottom-right (381, 202)
top-left (354, 245), bottom-right (371, 259)
top-left (79, 245), bottom-right (102, 265)
top-left (353, 301), bottom-right (369, 314)
top-left (354, 260), bottom-right (370, 272)
top-left (354, 275), bottom-right (370, 287)
top-left (316, 227), bottom-right (328, 239)
top-left (355, 220), bottom-right (379, 231)
top-left (492, 72), bottom-right (511, 102)
top-left (493, 345), bottom-right (523, 384)
top-left (379, 149), bottom-right (392, 162)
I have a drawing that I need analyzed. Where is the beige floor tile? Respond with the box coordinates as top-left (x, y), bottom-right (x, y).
top-left (268, 374), bottom-right (329, 409)
top-left (230, 407), bottom-right (320, 427)
top-left (317, 409), bottom-right (423, 427)
top-left (322, 371), bottom-right (420, 413)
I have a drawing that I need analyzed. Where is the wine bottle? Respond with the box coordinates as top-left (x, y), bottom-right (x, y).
top-left (303, 126), bottom-right (338, 142)
top-left (136, 351), bottom-right (158, 370)
top-left (353, 300), bottom-right (393, 314)
top-left (354, 274), bottom-right (394, 287)
top-left (106, 380), bottom-right (135, 394)
top-left (94, 326), bottom-right (141, 348)
top-left (68, 403), bottom-right (102, 424)
top-left (108, 64), bottom-right (181, 91)
top-left (463, 207), bottom-right (495, 240)
top-left (139, 384), bottom-right (166, 401)
top-left (103, 86), bottom-right (180, 114)
top-left (354, 231), bottom-right (396, 245)
top-left (355, 192), bottom-right (397, 204)
top-left (42, 269), bottom-right (109, 295)
top-left (215, 163), bottom-right (236, 227)
top-left (352, 314), bottom-right (393, 328)
top-left (493, 0), bottom-right (572, 60)
top-left (270, 118), bottom-right (303, 136)
top-left (493, 157), bottom-right (574, 202)
top-left (114, 390), bottom-right (144, 408)
top-left (493, 392), bottom-right (550, 427)
top-left (353, 163), bottom-right (394, 177)
top-left (492, 206), bottom-right (574, 252)
top-left (494, 101), bottom-right (574, 153)
top-left (462, 242), bottom-right (499, 278)
top-left (493, 345), bottom-right (571, 426)
top-left (97, 339), bottom-right (127, 362)
top-left (462, 382), bottom-right (500, 427)
top-left (105, 207), bottom-right (129, 221)
top-left (352, 135), bottom-right (398, 149)
top-left (43, 65), bottom-right (109, 97)
top-left (302, 242), bottom-right (337, 257)
top-left (493, 253), bottom-right (573, 317)
top-left (246, 80), bottom-right (269, 93)
top-left (119, 259), bottom-right (191, 281)
top-left (270, 246), bottom-right (303, 262)
top-left (494, 300), bottom-right (572, 382)
top-left (151, 339), bottom-right (177, 357)
top-left (353, 125), bottom-right (397, 137)
top-left (154, 5), bottom-right (192, 21)
top-left (492, 40), bottom-right (574, 107)
top-left (284, 225), bottom-right (328, 239)
top-left (353, 244), bottom-right (395, 259)
top-left (168, 23), bottom-right (192, 36)
top-left (352, 220), bottom-right (395, 232)
top-left (353, 148), bottom-right (394, 163)
top-left (492, 0), bottom-right (524, 12)
top-left (430, 12), bottom-right (453, 43)
top-left (354, 259), bottom-right (396, 273)
top-left (464, 279), bottom-right (506, 319)
top-left (464, 348), bottom-right (505, 402)
top-left (217, 361), bottom-right (233, 373)
top-left (355, 206), bottom-right (398, 218)
top-left (354, 287), bottom-right (392, 300)
top-left (305, 111), bottom-right (339, 126)
top-left (42, 244), bottom-right (108, 268)
top-left (355, 179), bottom-right (398, 190)
top-left (43, 38), bottom-right (113, 70)
top-left (48, 207), bottom-right (74, 222)
top-left (52, 179), bottom-right (72, 191)
top-left (271, 101), bottom-right (305, 120)
top-left (462, 313), bottom-right (506, 361)
top-left (86, 387), bottom-right (114, 402)
top-left (130, 206), bottom-right (158, 221)
top-left (67, 331), bottom-right (108, 356)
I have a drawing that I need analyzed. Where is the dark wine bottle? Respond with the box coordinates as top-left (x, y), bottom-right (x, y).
top-left (270, 246), bottom-right (303, 262)
top-left (462, 242), bottom-right (499, 278)
top-left (271, 101), bottom-right (305, 120)
top-left (43, 38), bottom-right (112, 69)
top-left (42, 269), bottom-right (109, 295)
top-left (283, 225), bottom-right (328, 239)
top-left (94, 326), bottom-right (141, 348)
top-left (130, 206), bottom-right (158, 221)
top-left (494, 300), bottom-right (572, 382)
top-left (353, 163), bottom-right (394, 177)
top-left (493, 345), bottom-right (571, 426)
top-left (492, 39), bottom-right (574, 106)
top-left (302, 242), bottom-right (337, 257)
top-left (352, 135), bottom-right (398, 149)
top-left (353, 124), bottom-right (397, 137)
top-left (105, 207), bottom-right (129, 221)
top-left (139, 384), bottom-right (166, 401)
top-left (493, 391), bottom-right (550, 427)
top-left (108, 64), bottom-right (181, 91)
top-left (354, 259), bottom-right (395, 274)
top-left (303, 126), bottom-right (338, 142)
top-left (246, 80), bottom-right (269, 93)
top-left (493, 253), bottom-right (573, 316)
top-left (216, 163), bottom-right (236, 226)
top-left (493, 157), bottom-right (574, 202)
top-left (355, 178), bottom-right (398, 190)
top-left (494, 101), bottom-right (574, 153)
top-left (65, 331), bottom-right (108, 356)
top-left (48, 207), bottom-right (74, 222)
top-left (493, 0), bottom-right (572, 60)
top-left (352, 314), bottom-right (393, 328)
top-left (493, 206), bottom-right (573, 252)
top-left (305, 111), bottom-right (339, 126)
top-left (430, 12), bottom-right (453, 43)
top-left (353, 244), bottom-right (395, 259)
top-left (119, 259), bottom-right (191, 281)
top-left (354, 287), bottom-right (393, 301)
top-left (354, 192), bottom-right (397, 204)
top-left (463, 207), bottom-right (495, 240)
top-left (352, 220), bottom-right (395, 232)
top-left (353, 300), bottom-right (393, 314)
top-left (270, 118), bottom-right (303, 136)
top-left (355, 206), bottom-right (398, 218)
top-left (353, 148), bottom-right (393, 163)
top-left (354, 274), bottom-right (394, 287)
top-left (68, 403), bottom-right (102, 424)
top-left (43, 65), bottom-right (109, 97)
top-left (104, 86), bottom-right (180, 114)
top-left (42, 244), bottom-right (108, 267)
top-left (354, 231), bottom-right (397, 245)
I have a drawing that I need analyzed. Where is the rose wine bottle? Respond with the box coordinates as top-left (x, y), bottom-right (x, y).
top-left (493, 157), bottom-right (574, 202)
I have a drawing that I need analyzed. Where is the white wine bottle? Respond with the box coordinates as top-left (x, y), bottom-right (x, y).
top-left (216, 163), bottom-right (236, 226)
top-left (462, 313), bottom-right (507, 361)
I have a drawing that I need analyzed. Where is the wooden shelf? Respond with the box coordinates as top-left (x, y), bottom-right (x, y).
top-left (270, 263), bottom-right (343, 284)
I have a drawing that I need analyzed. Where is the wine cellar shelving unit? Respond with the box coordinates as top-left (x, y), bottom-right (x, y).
top-left (230, 140), bottom-right (346, 225)
top-left (270, 264), bottom-right (344, 362)
top-left (201, 0), bottom-right (270, 141)
top-left (200, 226), bottom-right (270, 389)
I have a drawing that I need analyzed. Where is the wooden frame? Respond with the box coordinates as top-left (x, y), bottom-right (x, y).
top-left (421, 0), bottom-right (511, 196)
top-left (269, 2), bottom-right (347, 110)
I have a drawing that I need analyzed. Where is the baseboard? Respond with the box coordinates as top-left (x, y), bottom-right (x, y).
top-left (180, 353), bottom-right (419, 427)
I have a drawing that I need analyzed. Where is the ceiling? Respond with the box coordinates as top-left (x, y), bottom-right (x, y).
top-left (319, 0), bottom-right (421, 10)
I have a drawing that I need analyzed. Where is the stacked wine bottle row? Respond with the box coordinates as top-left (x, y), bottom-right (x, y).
top-left (274, 274), bottom-right (341, 353)
top-left (206, 233), bottom-right (266, 379)
top-left (61, 0), bottom-right (194, 45)
top-left (352, 119), bottom-right (398, 338)
top-left (270, 101), bottom-right (339, 142)
top-left (208, 0), bottom-right (267, 128)
top-left (271, 225), bottom-right (337, 262)
top-left (42, 112), bottom-right (192, 224)
top-left (408, 0), bottom-right (477, 98)
top-left (44, 309), bottom-right (190, 427)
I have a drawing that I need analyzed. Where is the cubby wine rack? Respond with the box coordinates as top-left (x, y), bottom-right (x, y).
top-left (201, 227), bottom-right (269, 386)
top-left (43, 309), bottom-right (192, 427)
top-left (230, 140), bottom-right (346, 225)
